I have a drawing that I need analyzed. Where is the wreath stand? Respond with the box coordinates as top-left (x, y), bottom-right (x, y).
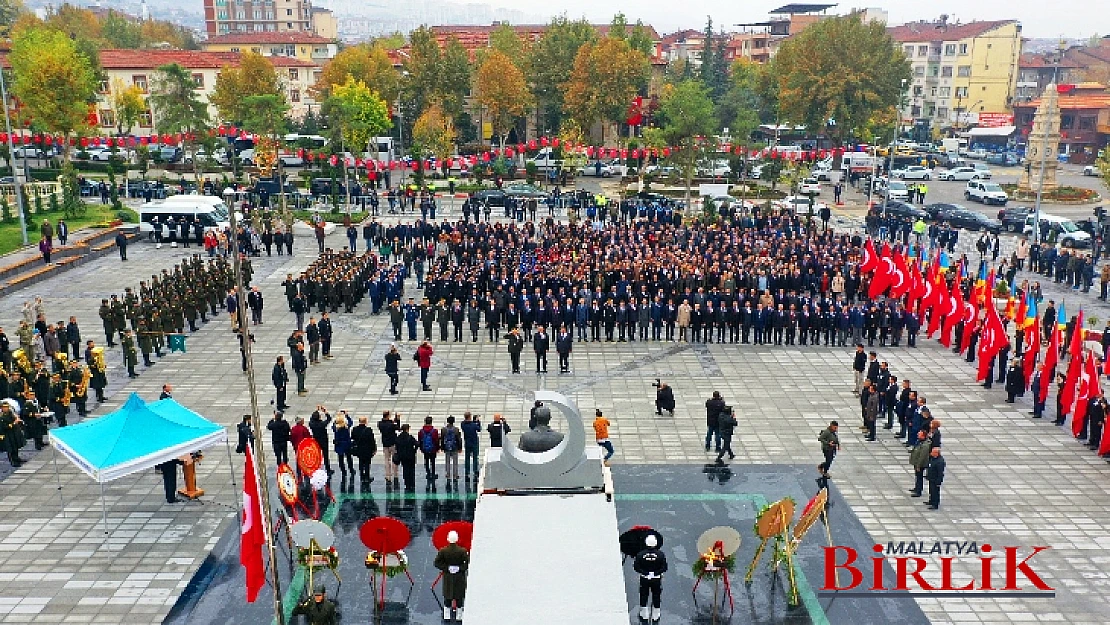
top-left (360, 517), bottom-right (414, 609)
top-left (295, 439), bottom-right (335, 520)
top-left (290, 520), bottom-right (342, 600)
top-left (692, 527), bottom-right (741, 620)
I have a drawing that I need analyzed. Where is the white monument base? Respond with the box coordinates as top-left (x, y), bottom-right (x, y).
top-left (464, 489), bottom-right (628, 624)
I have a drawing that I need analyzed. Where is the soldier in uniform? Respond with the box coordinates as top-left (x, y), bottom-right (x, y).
top-left (121, 329), bottom-right (139, 378)
top-left (292, 586), bottom-right (336, 625)
top-left (67, 361), bottom-right (88, 417)
top-left (634, 534), bottom-right (667, 622)
top-left (110, 295), bottom-right (126, 343)
top-left (49, 373), bottom-right (69, 427)
top-left (388, 301), bottom-right (403, 341)
top-left (0, 402), bottom-right (25, 467)
top-left (98, 299), bottom-right (116, 346)
top-left (137, 321), bottom-right (155, 367)
top-left (437, 300), bottom-right (450, 342)
top-left (434, 530), bottom-right (469, 621)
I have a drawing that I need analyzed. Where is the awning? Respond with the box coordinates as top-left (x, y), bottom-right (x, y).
top-left (967, 125), bottom-right (1017, 137)
top-left (51, 393), bottom-right (227, 483)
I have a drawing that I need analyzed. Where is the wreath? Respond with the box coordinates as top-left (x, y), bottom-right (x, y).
top-left (692, 550), bottom-right (736, 580)
top-left (297, 546), bottom-right (339, 570)
top-left (365, 550), bottom-right (408, 578)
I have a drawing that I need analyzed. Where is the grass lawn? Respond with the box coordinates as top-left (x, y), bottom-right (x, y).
top-left (0, 203), bottom-right (136, 257)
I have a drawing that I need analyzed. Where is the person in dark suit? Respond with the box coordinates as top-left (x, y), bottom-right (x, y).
top-left (272, 356), bottom-right (289, 409)
top-left (157, 458), bottom-right (184, 503)
top-left (533, 325), bottom-right (550, 373)
top-left (267, 410), bottom-right (291, 466)
top-left (556, 327), bottom-right (573, 373)
top-left (925, 447), bottom-right (946, 510)
top-left (351, 415), bottom-right (378, 486)
top-left (654, 380), bottom-right (675, 416)
top-left (394, 424), bottom-right (419, 491)
top-left (506, 328), bottom-right (523, 373)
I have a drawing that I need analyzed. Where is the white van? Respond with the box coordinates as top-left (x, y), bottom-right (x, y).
top-left (138, 195), bottom-right (231, 234)
top-left (1023, 213), bottom-right (1092, 248)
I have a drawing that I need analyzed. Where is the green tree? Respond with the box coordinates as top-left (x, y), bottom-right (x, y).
top-left (657, 80), bottom-right (717, 206)
top-left (476, 50), bottom-right (531, 148)
top-left (9, 26), bottom-right (96, 156)
top-left (628, 20), bottom-right (654, 57)
top-left (402, 26), bottom-right (441, 118)
top-left (530, 16), bottom-right (597, 134)
top-left (102, 11), bottom-right (142, 48)
top-left (770, 14), bottom-right (910, 155)
top-left (718, 59), bottom-right (772, 142)
top-left (439, 36), bottom-right (473, 120)
top-left (327, 76), bottom-right (392, 155)
top-left (312, 44), bottom-right (399, 102)
top-left (148, 63), bottom-right (211, 180)
top-left (110, 79), bottom-right (146, 135)
top-left (210, 53), bottom-right (282, 124)
top-left (0, 0), bottom-right (24, 35)
top-left (563, 36), bottom-right (649, 143)
top-left (411, 102), bottom-right (456, 184)
top-left (487, 23), bottom-right (527, 68)
top-left (608, 13), bottom-right (628, 40)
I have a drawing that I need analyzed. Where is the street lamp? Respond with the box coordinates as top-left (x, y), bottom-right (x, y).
top-left (880, 79), bottom-right (908, 220)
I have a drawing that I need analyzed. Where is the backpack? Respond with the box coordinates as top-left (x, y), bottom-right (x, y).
top-left (442, 427), bottom-right (458, 452)
top-left (420, 429), bottom-right (436, 453)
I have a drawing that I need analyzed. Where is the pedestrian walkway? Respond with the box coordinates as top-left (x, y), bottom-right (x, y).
top-left (0, 211), bottom-right (1108, 625)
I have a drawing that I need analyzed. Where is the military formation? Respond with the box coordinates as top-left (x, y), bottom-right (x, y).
top-left (282, 249), bottom-right (379, 317)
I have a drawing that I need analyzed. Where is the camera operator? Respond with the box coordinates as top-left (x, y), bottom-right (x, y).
top-left (653, 379), bottom-right (675, 416)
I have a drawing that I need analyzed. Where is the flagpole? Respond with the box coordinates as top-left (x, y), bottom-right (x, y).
top-left (229, 206), bottom-right (285, 625)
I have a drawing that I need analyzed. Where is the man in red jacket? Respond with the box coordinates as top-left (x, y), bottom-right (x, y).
top-left (416, 340), bottom-right (434, 391)
top-left (290, 416), bottom-right (311, 476)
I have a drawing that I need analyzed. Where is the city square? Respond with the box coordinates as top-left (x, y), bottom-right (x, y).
top-left (0, 1), bottom-right (1107, 624)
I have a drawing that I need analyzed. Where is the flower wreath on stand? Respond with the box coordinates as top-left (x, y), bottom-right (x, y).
top-left (365, 550), bottom-right (409, 578)
top-left (692, 548), bottom-right (736, 580)
top-left (297, 545), bottom-right (339, 570)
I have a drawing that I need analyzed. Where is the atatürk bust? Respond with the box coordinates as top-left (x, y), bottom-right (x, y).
top-left (518, 406), bottom-right (564, 452)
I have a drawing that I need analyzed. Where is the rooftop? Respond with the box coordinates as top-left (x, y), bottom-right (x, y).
top-left (887, 20), bottom-right (1018, 44)
top-left (1014, 84), bottom-right (1110, 111)
top-left (769, 3), bottom-right (837, 14)
top-left (94, 49), bottom-right (317, 70)
top-left (1019, 53), bottom-right (1083, 69)
top-left (202, 31), bottom-right (334, 45)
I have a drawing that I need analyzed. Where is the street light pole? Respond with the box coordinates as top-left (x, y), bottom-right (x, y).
top-left (226, 197), bottom-right (285, 625)
top-left (0, 68), bottom-right (28, 245)
top-left (881, 79), bottom-right (908, 221)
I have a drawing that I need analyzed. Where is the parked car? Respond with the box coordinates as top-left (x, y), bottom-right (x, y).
top-left (936, 206), bottom-right (1001, 233)
top-left (965, 148), bottom-right (989, 160)
top-left (892, 165), bottom-right (932, 180)
top-left (309, 178), bottom-right (346, 197)
top-left (1023, 214), bottom-right (1092, 248)
top-left (578, 161), bottom-right (617, 178)
top-left (697, 161), bottom-right (731, 177)
top-left (278, 152), bottom-right (305, 167)
top-left (879, 180), bottom-right (910, 202)
top-left (999, 206), bottom-right (1032, 232)
top-left (472, 182), bottom-right (548, 207)
top-left (925, 202), bottom-right (962, 220)
top-left (880, 200), bottom-right (928, 220)
top-left (775, 195), bottom-right (829, 213)
top-left (798, 178), bottom-right (821, 195)
top-left (12, 146), bottom-right (48, 159)
top-left (1084, 165), bottom-right (1099, 176)
top-left (965, 181), bottom-right (1009, 206)
top-left (938, 166), bottom-right (991, 181)
top-left (985, 153), bottom-right (1019, 167)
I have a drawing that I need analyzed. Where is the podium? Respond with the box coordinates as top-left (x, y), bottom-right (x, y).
top-left (178, 454), bottom-right (205, 499)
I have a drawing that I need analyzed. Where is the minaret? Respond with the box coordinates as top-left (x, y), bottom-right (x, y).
top-left (140, 0), bottom-right (150, 21)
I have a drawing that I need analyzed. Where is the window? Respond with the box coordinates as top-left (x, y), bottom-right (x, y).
top-left (957, 66), bottom-right (971, 77)
top-left (917, 45), bottom-right (928, 56)
top-left (98, 79), bottom-right (109, 93)
top-left (904, 46), bottom-right (913, 57)
top-left (132, 75), bottom-right (148, 92)
top-left (955, 86), bottom-right (968, 98)
top-left (913, 85), bottom-right (923, 96)
top-left (250, 47), bottom-right (261, 53)
top-left (286, 44), bottom-right (296, 56)
top-left (99, 109), bottom-right (115, 128)
top-left (215, 0), bottom-right (225, 4)
top-left (1080, 117), bottom-right (1097, 130)
top-left (271, 46), bottom-right (283, 55)
top-left (944, 44), bottom-right (956, 56)
top-left (265, 10), bottom-right (274, 19)
top-left (140, 110), bottom-right (153, 128)
top-left (288, 68), bottom-right (299, 80)
top-left (287, 22), bottom-right (293, 28)
top-left (290, 89), bottom-right (300, 103)
top-left (1061, 114), bottom-right (1074, 130)
top-left (254, 23), bottom-right (264, 32)
top-left (252, 8), bottom-right (261, 19)
top-left (939, 87), bottom-right (951, 97)
top-left (938, 107), bottom-right (948, 119)
top-left (266, 23), bottom-right (276, 31)
top-left (930, 87), bottom-right (937, 97)
top-left (192, 73), bottom-right (204, 89)
top-left (230, 46), bottom-right (240, 52)
top-left (959, 43), bottom-right (968, 54)
top-left (217, 10), bottom-right (227, 19)
top-left (218, 24), bottom-right (228, 33)
top-left (235, 9), bottom-right (244, 19)
top-left (286, 8), bottom-right (292, 15)
top-left (941, 66), bottom-right (953, 78)
top-left (914, 66), bottom-right (925, 76)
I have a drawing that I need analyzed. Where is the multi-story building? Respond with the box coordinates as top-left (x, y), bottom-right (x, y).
top-left (1017, 37), bottom-right (1110, 102)
top-left (889, 19), bottom-right (1022, 132)
top-left (89, 49), bottom-right (317, 134)
top-left (1013, 82), bottom-right (1110, 164)
top-left (202, 31), bottom-right (337, 66)
top-left (724, 32), bottom-right (772, 64)
top-left (202, 0), bottom-right (334, 37)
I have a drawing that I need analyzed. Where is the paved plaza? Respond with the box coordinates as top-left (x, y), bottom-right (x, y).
top-left (0, 206), bottom-right (1108, 624)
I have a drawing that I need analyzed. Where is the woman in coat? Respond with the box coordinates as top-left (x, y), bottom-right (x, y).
top-left (332, 414), bottom-right (355, 477)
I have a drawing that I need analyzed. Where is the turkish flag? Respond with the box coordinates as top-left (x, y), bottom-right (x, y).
top-left (888, 251), bottom-right (912, 299)
top-left (867, 244), bottom-right (895, 299)
top-left (1039, 326), bottom-right (1060, 404)
top-left (958, 301), bottom-right (978, 354)
top-left (1023, 324), bottom-right (1039, 390)
top-left (1059, 310), bottom-right (1085, 417)
top-left (976, 301), bottom-right (1008, 382)
top-left (1072, 351), bottom-right (1098, 438)
top-left (926, 276), bottom-right (950, 339)
top-left (240, 443), bottom-right (266, 602)
top-left (940, 280), bottom-right (963, 348)
top-left (859, 239), bottom-right (879, 273)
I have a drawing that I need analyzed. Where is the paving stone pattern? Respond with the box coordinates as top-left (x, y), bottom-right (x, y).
top-left (0, 207), bottom-right (1106, 624)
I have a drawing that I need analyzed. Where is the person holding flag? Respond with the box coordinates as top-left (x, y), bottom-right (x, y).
top-left (240, 442), bottom-right (267, 603)
top-left (1060, 309), bottom-right (1086, 426)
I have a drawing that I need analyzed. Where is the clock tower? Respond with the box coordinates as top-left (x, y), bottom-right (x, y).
top-left (1018, 84), bottom-right (1061, 194)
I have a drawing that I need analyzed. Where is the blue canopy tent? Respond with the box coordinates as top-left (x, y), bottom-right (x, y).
top-left (50, 393), bottom-right (229, 531)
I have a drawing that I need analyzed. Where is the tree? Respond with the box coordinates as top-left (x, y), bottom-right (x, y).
top-left (488, 23), bottom-right (528, 68)
top-left (313, 44), bottom-right (399, 102)
top-left (102, 11), bottom-right (142, 48)
top-left (402, 26), bottom-right (441, 118)
top-left (327, 76), bottom-right (392, 155)
top-left (9, 26), bottom-right (96, 153)
top-left (657, 80), bottom-right (717, 206)
top-left (475, 50), bottom-right (531, 148)
top-left (563, 36), bottom-right (649, 143)
top-left (411, 102), bottom-right (456, 184)
top-left (210, 53), bottom-right (283, 123)
top-left (770, 14), bottom-right (910, 154)
top-left (628, 20), bottom-right (654, 58)
top-left (110, 79), bottom-right (146, 135)
top-left (439, 37), bottom-right (473, 120)
top-left (530, 16), bottom-right (597, 134)
top-left (0, 0), bottom-right (24, 35)
top-left (718, 59), bottom-right (773, 142)
top-left (148, 63), bottom-right (210, 180)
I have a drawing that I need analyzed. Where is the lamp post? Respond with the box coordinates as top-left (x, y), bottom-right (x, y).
top-left (880, 79), bottom-right (908, 220)
top-left (0, 68), bottom-right (27, 245)
top-left (225, 188), bottom-right (285, 625)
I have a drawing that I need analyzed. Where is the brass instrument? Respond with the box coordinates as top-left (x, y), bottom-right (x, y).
top-left (54, 351), bottom-right (68, 371)
top-left (74, 365), bottom-right (90, 398)
top-left (90, 347), bottom-right (106, 373)
top-left (12, 349), bottom-right (30, 375)
top-left (61, 381), bottom-right (71, 407)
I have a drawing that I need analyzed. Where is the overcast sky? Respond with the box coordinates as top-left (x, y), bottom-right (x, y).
top-left (485, 0), bottom-right (1105, 40)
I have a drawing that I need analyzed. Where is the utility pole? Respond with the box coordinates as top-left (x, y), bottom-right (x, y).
top-left (227, 202), bottom-right (285, 625)
top-left (0, 68), bottom-right (28, 245)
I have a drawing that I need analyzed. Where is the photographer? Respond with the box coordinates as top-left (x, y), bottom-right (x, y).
top-left (653, 379), bottom-right (675, 416)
